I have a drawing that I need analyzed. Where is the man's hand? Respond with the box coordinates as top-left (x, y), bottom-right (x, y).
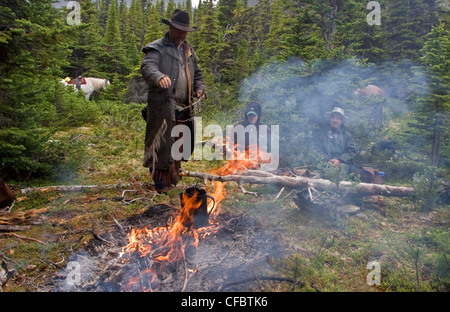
top-left (328, 158), bottom-right (341, 166)
top-left (158, 76), bottom-right (171, 89)
top-left (195, 90), bottom-right (204, 98)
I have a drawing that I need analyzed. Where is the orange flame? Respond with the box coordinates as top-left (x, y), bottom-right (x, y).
top-left (121, 143), bottom-right (270, 290)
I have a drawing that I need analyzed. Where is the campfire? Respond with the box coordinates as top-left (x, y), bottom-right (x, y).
top-left (118, 144), bottom-right (270, 291)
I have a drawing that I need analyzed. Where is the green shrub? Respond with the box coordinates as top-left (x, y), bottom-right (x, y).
top-left (54, 86), bottom-right (101, 126)
top-left (411, 166), bottom-right (444, 211)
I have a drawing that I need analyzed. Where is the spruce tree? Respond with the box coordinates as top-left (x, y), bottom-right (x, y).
top-left (129, 0), bottom-right (146, 50)
top-left (280, 5), bottom-right (326, 61)
top-left (143, 1), bottom-right (163, 45)
top-left (193, 0), bottom-right (219, 77)
top-left (383, 0), bottom-right (439, 62)
top-left (124, 9), bottom-right (141, 69)
top-left (334, 0), bottom-right (387, 62)
top-left (264, 0), bottom-right (288, 60)
top-left (0, 0), bottom-right (78, 179)
top-left (103, 0), bottom-right (130, 76)
top-left (419, 23), bottom-right (450, 166)
top-left (82, 8), bottom-right (108, 77)
top-left (166, 0), bottom-right (177, 18)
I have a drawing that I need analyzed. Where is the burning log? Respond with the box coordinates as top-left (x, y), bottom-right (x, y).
top-left (180, 169), bottom-right (416, 197)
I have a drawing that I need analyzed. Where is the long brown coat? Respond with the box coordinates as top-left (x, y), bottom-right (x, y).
top-left (141, 32), bottom-right (206, 170)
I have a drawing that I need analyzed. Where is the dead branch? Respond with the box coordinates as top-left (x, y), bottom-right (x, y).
top-left (238, 181), bottom-right (258, 197)
top-left (0, 232), bottom-right (47, 245)
top-left (112, 216), bottom-right (124, 232)
top-left (91, 226), bottom-right (114, 246)
top-left (181, 170), bottom-right (416, 197)
top-left (20, 182), bottom-right (134, 195)
top-left (0, 225), bottom-right (31, 232)
top-left (274, 187), bottom-right (285, 201)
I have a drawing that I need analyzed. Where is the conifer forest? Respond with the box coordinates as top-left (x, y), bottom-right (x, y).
top-left (0, 0), bottom-right (449, 295)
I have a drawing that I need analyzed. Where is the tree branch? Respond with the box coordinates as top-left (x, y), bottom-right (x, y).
top-left (180, 170), bottom-right (415, 197)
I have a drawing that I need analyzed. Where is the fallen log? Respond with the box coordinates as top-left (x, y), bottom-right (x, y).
top-left (180, 170), bottom-right (415, 197)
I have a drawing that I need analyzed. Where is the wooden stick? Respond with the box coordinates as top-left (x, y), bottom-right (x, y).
top-left (0, 225), bottom-right (31, 232)
top-left (181, 170), bottom-right (416, 197)
top-left (274, 187), bottom-right (285, 201)
top-left (1, 232), bottom-right (47, 245)
top-left (20, 181), bottom-right (140, 195)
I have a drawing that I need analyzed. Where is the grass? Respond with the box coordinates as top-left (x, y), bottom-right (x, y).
top-left (1, 100), bottom-right (448, 292)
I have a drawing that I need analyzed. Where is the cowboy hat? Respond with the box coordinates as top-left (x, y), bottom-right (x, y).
top-left (326, 107), bottom-right (348, 119)
top-left (161, 9), bottom-right (197, 32)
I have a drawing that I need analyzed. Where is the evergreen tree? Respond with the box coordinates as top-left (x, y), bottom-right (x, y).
top-left (233, 38), bottom-right (250, 81)
top-left (216, 0), bottom-right (249, 84)
top-left (104, 0), bottom-right (122, 50)
top-left (264, 0), bottom-right (288, 60)
top-left (418, 23), bottom-right (450, 166)
top-left (0, 0), bottom-right (79, 179)
top-left (303, 0), bottom-right (343, 53)
top-left (166, 0), bottom-right (176, 18)
top-left (103, 0), bottom-right (131, 76)
top-left (186, 0), bottom-right (193, 19)
top-left (334, 0), bottom-right (387, 62)
top-left (124, 9), bottom-right (141, 69)
top-left (250, 0), bottom-right (271, 69)
top-left (129, 0), bottom-right (145, 50)
top-left (280, 5), bottom-right (326, 61)
top-left (193, 0), bottom-right (219, 78)
top-left (82, 8), bottom-right (108, 77)
top-left (216, 0), bottom-right (238, 29)
top-left (143, 1), bottom-right (163, 45)
top-left (383, 0), bottom-right (439, 62)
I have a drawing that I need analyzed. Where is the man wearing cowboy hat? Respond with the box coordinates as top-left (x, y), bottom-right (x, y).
top-left (141, 9), bottom-right (206, 192)
top-left (313, 107), bottom-right (357, 176)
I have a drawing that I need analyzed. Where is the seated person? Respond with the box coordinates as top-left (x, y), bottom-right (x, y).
top-left (225, 101), bottom-right (271, 157)
top-left (313, 107), bottom-right (357, 177)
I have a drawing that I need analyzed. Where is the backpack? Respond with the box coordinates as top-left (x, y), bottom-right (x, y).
top-left (355, 167), bottom-right (384, 184)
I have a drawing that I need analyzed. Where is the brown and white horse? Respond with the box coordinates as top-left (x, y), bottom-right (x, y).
top-left (60, 77), bottom-right (110, 99)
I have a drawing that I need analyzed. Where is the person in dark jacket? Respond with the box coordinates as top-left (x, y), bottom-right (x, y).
top-left (141, 9), bottom-right (206, 192)
top-left (314, 107), bottom-right (357, 176)
top-left (226, 101), bottom-right (271, 157)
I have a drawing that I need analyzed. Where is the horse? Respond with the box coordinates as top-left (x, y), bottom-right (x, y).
top-left (60, 77), bottom-right (110, 100)
top-left (354, 84), bottom-right (385, 129)
top-left (354, 84), bottom-right (385, 98)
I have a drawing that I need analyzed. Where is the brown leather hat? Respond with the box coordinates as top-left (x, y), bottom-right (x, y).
top-left (161, 9), bottom-right (197, 32)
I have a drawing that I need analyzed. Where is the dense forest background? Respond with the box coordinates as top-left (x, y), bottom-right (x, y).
top-left (0, 0), bottom-right (449, 182)
top-left (1, 0), bottom-right (449, 293)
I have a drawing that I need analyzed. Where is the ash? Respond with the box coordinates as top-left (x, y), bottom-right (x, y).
top-left (49, 204), bottom-right (285, 292)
